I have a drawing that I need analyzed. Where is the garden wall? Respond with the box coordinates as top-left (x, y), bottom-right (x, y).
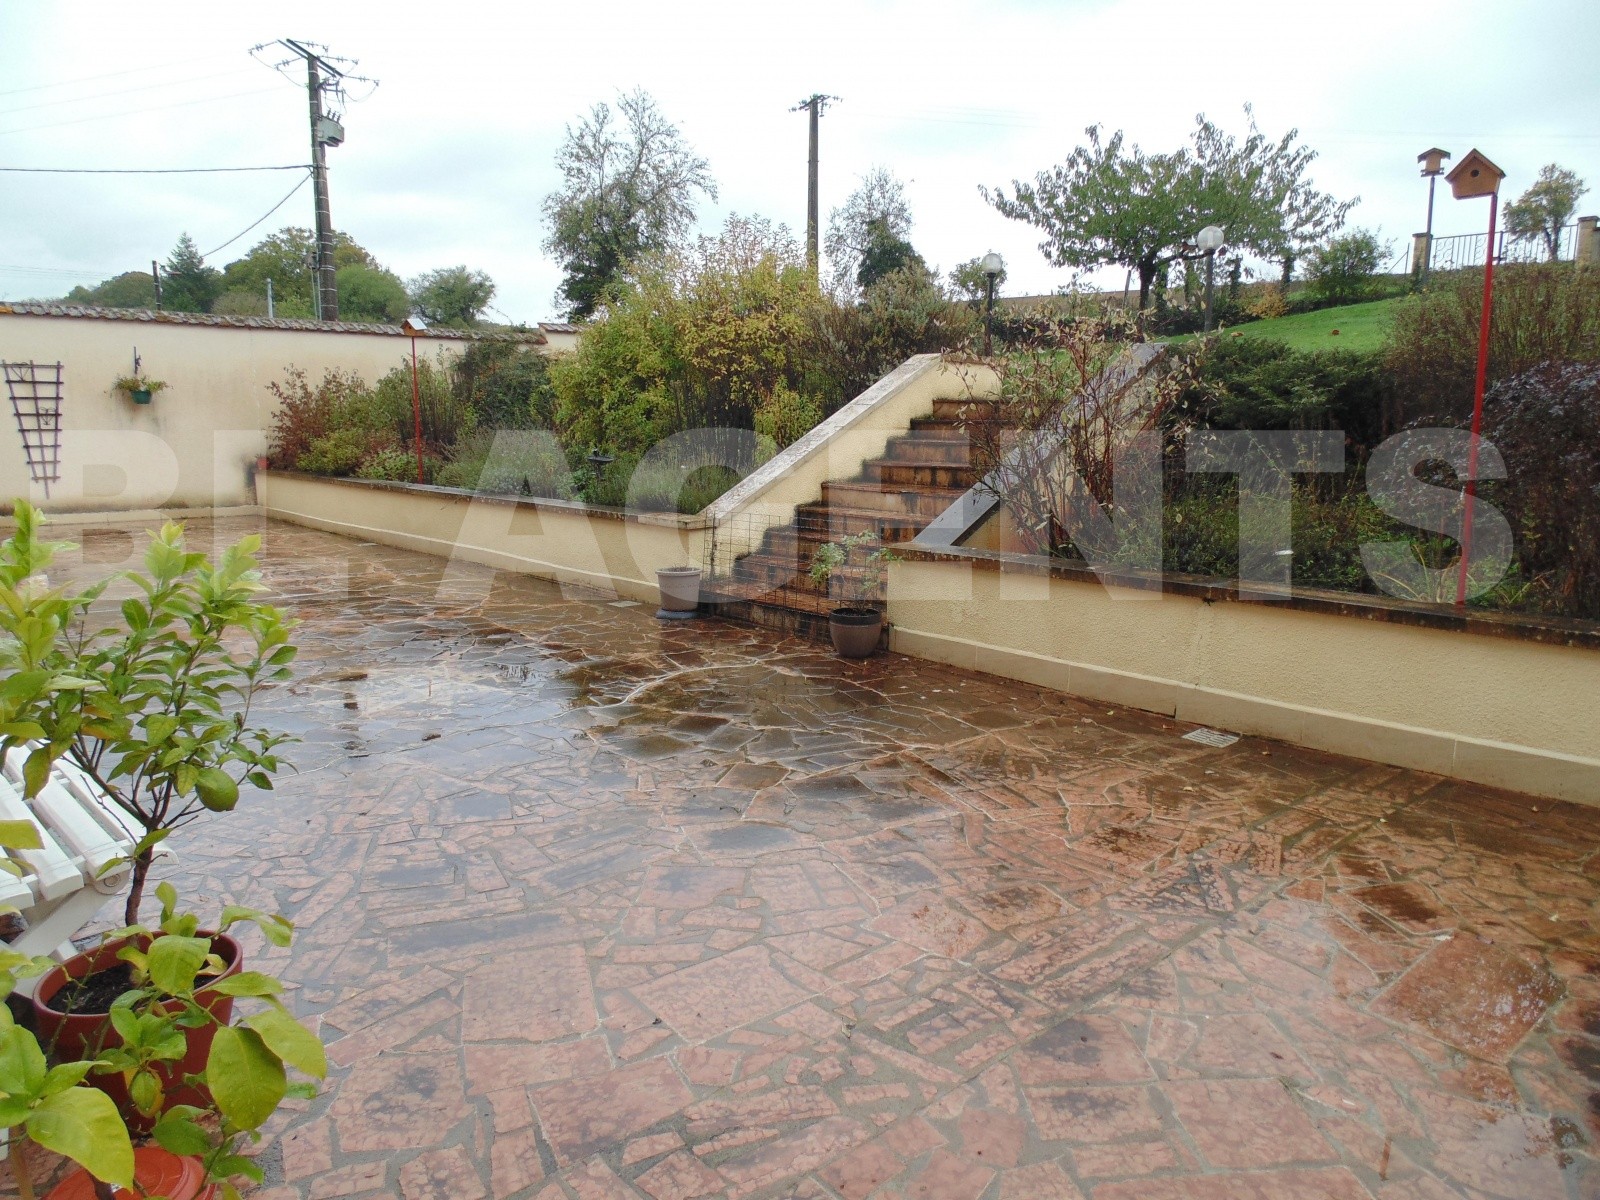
top-left (0, 306), bottom-right (537, 513)
top-left (260, 471), bottom-right (707, 604)
top-left (889, 548), bottom-right (1600, 804)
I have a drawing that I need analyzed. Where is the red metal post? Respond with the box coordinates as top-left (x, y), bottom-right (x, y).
top-left (410, 337), bottom-right (425, 484)
top-left (1455, 190), bottom-right (1498, 607)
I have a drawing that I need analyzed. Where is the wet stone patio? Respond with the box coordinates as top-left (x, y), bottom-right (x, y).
top-left (11, 516), bottom-right (1600, 1200)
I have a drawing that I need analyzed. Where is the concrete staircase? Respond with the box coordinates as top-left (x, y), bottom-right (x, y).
top-left (712, 396), bottom-right (996, 637)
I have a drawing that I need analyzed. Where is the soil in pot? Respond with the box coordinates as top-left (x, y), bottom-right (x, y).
top-left (42, 960), bottom-right (135, 1016)
top-left (47, 1146), bottom-right (217, 1200)
top-left (32, 932), bottom-right (242, 1132)
top-left (828, 607), bottom-right (884, 659)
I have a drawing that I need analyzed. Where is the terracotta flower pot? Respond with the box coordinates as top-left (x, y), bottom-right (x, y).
top-left (32, 932), bottom-right (243, 1132)
top-left (828, 607), bottom-right (884, 659)
top-left (46, 1146), bottom-right (216, 1200)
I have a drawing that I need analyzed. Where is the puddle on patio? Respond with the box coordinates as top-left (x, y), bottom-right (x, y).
top-left (7, 515), bottom-right (1598, 1200)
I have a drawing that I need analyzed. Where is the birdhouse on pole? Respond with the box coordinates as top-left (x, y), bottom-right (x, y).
top-left (1446, 150), bottom-right (1504, 200)
top-left (1417, 148), bottom-right (1450, 177)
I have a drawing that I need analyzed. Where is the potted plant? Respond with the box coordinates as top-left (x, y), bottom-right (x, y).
top-left (0, 822), bottom-right (136, 1200)
top-left (31, 884), bottom-right (292, 1131)
top-left (0, 500), bottom-right (298, 928)
top-left (29, 887), bottom-right (325, 1199)
top-left (656, 564), bottom-right (702, 619)
top-left (808, 532), bottom-right (899, 659)
top-left (112, 376), bottom-right (167, 406)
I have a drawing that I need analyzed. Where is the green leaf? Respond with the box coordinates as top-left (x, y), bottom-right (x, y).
top-left (0, 1022), bottom-right (47, 1099)
top-left (146, 934), bottom-right (210, 996)
top-left (285, 1080), bottom-right (319, 1100)
top-left (27, 1086), bottom-right (136, 1188)
top-left (206, 1025), bottom-right (286, 1130)
top-left (207, 971), bottom-right (284, 998)
top-left (0, 819), bottom-right (42, 851)
top-left (244, 1008), bottom-right (327, 1079)
top-left (150, 1106), bottom-right (212, 1156)
top-left (42, 1061), bottom-right (98, 1095)
top-left (128, 1066), bottom-right (163, 1116)
top-left (21, 745), bottom-right (51, 798)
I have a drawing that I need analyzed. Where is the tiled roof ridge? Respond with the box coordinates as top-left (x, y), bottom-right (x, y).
top-left (0, 301), bottom-right (553, 343)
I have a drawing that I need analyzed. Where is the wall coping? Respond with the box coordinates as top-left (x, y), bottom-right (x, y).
top-left (0, 302), bottom-right (548, 344)
top-left (897, 542), bottom-right (1600, 653)
top-left (265, 470), bottom-right (712, 531)
top-left (706, 354), bottom-right (942, 520)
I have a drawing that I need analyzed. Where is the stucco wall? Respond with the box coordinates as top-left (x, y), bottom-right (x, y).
top-left (0, 312), bottom-right (491, 513)
top-left (261, 472), bottom-right (706, 604)
top-left (889, 555), bottom-right (1600, 803)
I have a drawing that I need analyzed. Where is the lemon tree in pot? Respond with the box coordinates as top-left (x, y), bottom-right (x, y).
top-left (0, 500), bottom-right (298, 928)
top-left (808, 532), bottom-right (899, 659)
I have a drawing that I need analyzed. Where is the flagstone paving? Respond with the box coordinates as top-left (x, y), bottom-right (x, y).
top-left (8, 516), bottom-right (1600, 1199)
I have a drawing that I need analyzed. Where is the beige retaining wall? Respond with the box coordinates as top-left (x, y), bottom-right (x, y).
top-left (0, 308), bottom-right (531, 514)
top-left (889, 554), bottom-right (1600, 804)
top-left (261, 471), bottom-right (706, 604)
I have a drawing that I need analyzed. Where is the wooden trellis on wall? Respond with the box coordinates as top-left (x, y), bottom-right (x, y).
top-left (2, 361), bottom-right (64, 498)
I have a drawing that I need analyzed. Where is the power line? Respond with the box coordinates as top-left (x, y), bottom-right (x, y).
top-left (0, 85), bottom-right (290, 138)
top-left (0, 69), bottom-right (258, 119)
top-left (0, 58), bottom-right (204, 98)
top-left (201, 171), bottom-right (313, 258)
top-left (0, 164), bottom-right (312, 175)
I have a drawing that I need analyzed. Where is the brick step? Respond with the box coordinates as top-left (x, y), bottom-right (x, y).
top-left (731, 552), bottom-right (884, 597)
top-left (710, 579), bottom-right (841, 617)
top-left (793, 505), bottom-right (923, 542)
top-left (930, 397), bottom-right (999, 420)
top-left (820, 481), bottom-right (969, 519)
top-left (881, 434), bottom-right (973, 465)
top-left (904, 421), bottom-right (970, 439)
top-left (862, 461), bottom-right (977, 490)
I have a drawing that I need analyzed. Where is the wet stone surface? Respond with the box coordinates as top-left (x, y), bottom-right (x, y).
top-left (6, 516), bottom-right (1599, 1200)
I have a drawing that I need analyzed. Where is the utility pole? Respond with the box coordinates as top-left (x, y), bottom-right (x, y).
top-left (260, 39), bottom-right (371, 322)
top-left (792, 94), bottom-right (837, 282)
top-left (150, 260), bottom-right (162, 311)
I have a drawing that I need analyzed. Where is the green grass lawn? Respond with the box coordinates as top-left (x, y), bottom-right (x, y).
top-left (1222, 297), bottom-right (1404, 354)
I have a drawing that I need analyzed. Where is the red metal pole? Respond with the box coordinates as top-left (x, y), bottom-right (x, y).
top-left (410, 337), bottom-right (424, 484)
top-left (1455, 190), bottom-right (1498, 607)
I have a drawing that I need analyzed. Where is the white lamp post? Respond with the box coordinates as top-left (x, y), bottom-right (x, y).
top-left (1195, 225), bottom-right (1225, 332)
top-left (401, 316), bottom-right (428, 484)
top-left (980, 251), bottom-right (1005, 355)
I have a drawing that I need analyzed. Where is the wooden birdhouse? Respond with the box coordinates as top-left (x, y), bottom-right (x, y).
top-left (1417, 147), bottom-right (1450, 177)
top-left (1446, 149), bottom-right (1504, 200)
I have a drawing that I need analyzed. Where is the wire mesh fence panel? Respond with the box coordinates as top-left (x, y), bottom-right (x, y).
top-left (3, 361), bottom-right (64, 497)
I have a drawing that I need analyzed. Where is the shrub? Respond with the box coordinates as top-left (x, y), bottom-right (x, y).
top-left (265, 367), bottom-right (370, 468)
top-left (1386, 261), bottom-right (1600, 425)
top-left (442, 429), bottom-right (576, 498)
top-left (1176, 337), bottom-right (1396, 451)
top-left (356, 445), bottom-right (418, 482)
top-left (1477, 361), bottom-right (1600, 618)
top-left (754, 382), bottom-right (822, 449)
top-left (452, 339), bottom-right (556, 429)
top-left (1247, 285), bottom-right (1289, 321)
top-left (297, 427), bottom-right (385, 475)
top-left (375, 357), bottom-right (473, 451)
top-left (1305, 229), bottom-right (1386, 306)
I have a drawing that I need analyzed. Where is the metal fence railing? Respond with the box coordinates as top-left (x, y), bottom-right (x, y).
top-left (1426, 223), bottom-right (1579, 273)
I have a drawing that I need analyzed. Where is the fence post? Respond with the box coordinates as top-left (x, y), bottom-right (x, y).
top-left (1577, 216), bottom-right (1599, 266)
top-left (1411, 232), bottom-right (1430, 283)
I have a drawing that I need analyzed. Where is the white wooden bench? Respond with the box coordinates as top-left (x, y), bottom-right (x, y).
top-left (0, 747), bottom-right (154, 960)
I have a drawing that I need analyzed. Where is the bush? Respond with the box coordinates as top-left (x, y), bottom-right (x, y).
top-left (452, 340), bottom-right (556, 429)
top-left (754, 382), bottom-right (822, 449)
top-left (1386, 261), bottom-right (1600, 425)
top-left (1176, 337), bottom-right (1396, 451)
top-left (1477, 362), bottom-right (1600, 618)
top-left (440, 429), bottom-right (576, 498)
top-left (355, 445), bottom-right (418, 482)
top-left (1305, 229), bottom-right (1386, 306)
top-left (266, 367), bottom-right (370, 468)
top-left (375, 357), bottom-right (473, 451)
top-left (298, 427), bottom-right (386, 475)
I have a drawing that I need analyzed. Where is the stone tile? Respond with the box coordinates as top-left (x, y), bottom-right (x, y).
top-left (1166, 1079), bottom-right (1333, 1169)
top-left (633, 945), bottom-right (811, 1042)
top-left (1371, 933), bottom-right (1563, 1060)
top-left (532, 1057), bottom-right (693, 1165)
top-left (462, 942), bottom-right (597, 1042)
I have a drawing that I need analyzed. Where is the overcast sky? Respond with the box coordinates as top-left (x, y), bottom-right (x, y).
top-left (3, 0), bottom-right (1596, 322)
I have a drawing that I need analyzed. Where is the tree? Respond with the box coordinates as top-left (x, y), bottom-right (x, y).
top-left (855, 218), bottom-right (926, 291)
top-left (984, 115), bottom-right (1325, 310)
top-left (1505, 164), bottom-right (1587, 261)
top-left (542, 89), bottom-right (717, 319)
top-left (337, 264), bottom-right (411, 323)
top-left (409, 266), bottom-right (496, 328)
top-left (1305, 229), bottom-right (1386, 305)
top-left (161, 233), bottom-right (220, 313)
top-left (947, 257), bottom-right (1008, 303)
top-left (824, 168), bottom-right (913, 297)
top-left (64, 270), bottom-right (156, 309)
top-left (219, 227), bottom-right (386, 319)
